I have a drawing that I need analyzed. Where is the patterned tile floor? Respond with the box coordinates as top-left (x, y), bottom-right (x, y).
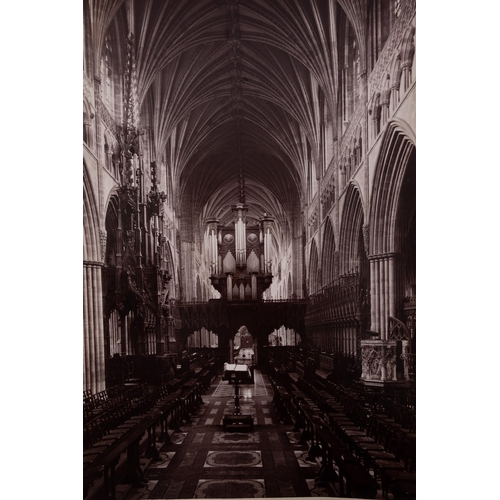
top-left (112, 370), bottom-right (386, 499)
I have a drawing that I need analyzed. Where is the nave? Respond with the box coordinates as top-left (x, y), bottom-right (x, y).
top-left (113, 371), bottom-right (333, 499)
top-left (84, 354), bottom-right (415, 500)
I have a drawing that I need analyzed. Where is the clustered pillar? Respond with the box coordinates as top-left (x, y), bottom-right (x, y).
top-left (369, 253), bottom-right (398, 338)
top-left (83, 261), bottom-right (106, 393)
top-left (361, 252), bottom-right (410, 384)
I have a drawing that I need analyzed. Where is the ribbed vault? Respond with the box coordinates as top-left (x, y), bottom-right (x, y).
top-left (85, 0), bottom-right (365, 263)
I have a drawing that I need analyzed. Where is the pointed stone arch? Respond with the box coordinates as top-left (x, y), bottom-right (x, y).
top-left (308, 238), bottom-right (320, 294)
top-left (401, 26), bottom-right (416, 59)
top-left (101, 191), bottom-right (120, 363)
top-left (337, 0), bottom-right (368, 74)
top-left (369, 119), bottom-right (415, 256)
top-left (389, 51), bottom-right (403, 91)
top-left (368, 119), bottom-right (416, 336)
top-left (83, 163), bottom-right (100, 262)
top-left (87, 0), bottom-right (127, 78)
top-left (83, 162), bottom-right (106, 393)
top-left (321, 215), bottom-right (336, 286)
top-left (339, 182), bottom-right (366, 276)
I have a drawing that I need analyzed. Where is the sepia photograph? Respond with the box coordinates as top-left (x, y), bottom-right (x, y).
top-left (83, 1), bottom-right (416, 498)
top-left (6, 1), bottom-right (500, 499)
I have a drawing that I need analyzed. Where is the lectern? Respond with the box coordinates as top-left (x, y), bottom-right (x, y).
top-left (222, 363), bottom-right (254, 431)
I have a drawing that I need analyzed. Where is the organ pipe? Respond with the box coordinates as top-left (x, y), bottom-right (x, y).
top-left (206, 218), bottom-right (220, 275)
top-left (233, 204), bottom-right (247, 268)
top-left (261, 214), bottom-right (274, 274)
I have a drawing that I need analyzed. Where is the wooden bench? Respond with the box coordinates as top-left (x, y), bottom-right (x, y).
top-left (84, 361), bottom-right (218, 493)
top-left (317, 426), bottom-right (379, 499)
top-left (83, 413), bottom-right (155, 498)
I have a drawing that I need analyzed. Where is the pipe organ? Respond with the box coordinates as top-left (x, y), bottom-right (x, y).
top-left (208, 205), bottom-right (273, 301)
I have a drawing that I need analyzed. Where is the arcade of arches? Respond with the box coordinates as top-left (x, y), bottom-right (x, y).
top-left (84, 1), bottom-right (415, 497)
top-left (84, 0), bottom-right (416, 393)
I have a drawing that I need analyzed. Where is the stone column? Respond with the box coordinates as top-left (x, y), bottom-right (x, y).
top-left (83, 265), bottom-right (90, 390)
top-left (83, 261), bottom-right (106, 394)
top-left (390, 84), bottom-right (400, 112)
top-left (371, 258), bottom-right (380, 334)
top-left (380, 90), bottom-right (390, 126)
top-left (382, 258), bottom-right (388, 336)
top-left (402, 64), bottom-right (411, 93)
top-left (370, 254), bottom-right (399, 338)
top-left (388, 255), bottom-right (396, 318)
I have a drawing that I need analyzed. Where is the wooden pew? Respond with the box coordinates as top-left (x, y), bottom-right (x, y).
top-left (316, 425), bottom-right (379, 499)
top-left (83, 412), bottom-right (156, 498)
top-left (84, 377), bottom-right (204, 498)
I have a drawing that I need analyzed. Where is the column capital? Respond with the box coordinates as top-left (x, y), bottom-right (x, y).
top-left (83, 260), bottom-right (104, 267)
top-left (368, 252), bottom-right (399, 262)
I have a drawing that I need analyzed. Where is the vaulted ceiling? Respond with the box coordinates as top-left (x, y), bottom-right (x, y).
top-left (86, 0), bottom-right (366, 239)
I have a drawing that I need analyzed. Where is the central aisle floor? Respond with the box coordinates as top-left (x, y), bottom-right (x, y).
top-left (117, 369), bottom-right (338, 499)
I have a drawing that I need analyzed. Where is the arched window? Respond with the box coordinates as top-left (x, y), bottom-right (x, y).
top-left (352, 40), bottom-right (360, 108)
top-left (308, 143), bottom-right (318, 202)
top-left (101, 36), bottom-right (115, 113)
top-left (368, 0), bottom-right (396, 71)
top-left (338, 11), bottom-right (358, 131)
top-left (83, 104), bottom-right (93, 147)
top-left (83, 111), bottom-right (90, 144)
